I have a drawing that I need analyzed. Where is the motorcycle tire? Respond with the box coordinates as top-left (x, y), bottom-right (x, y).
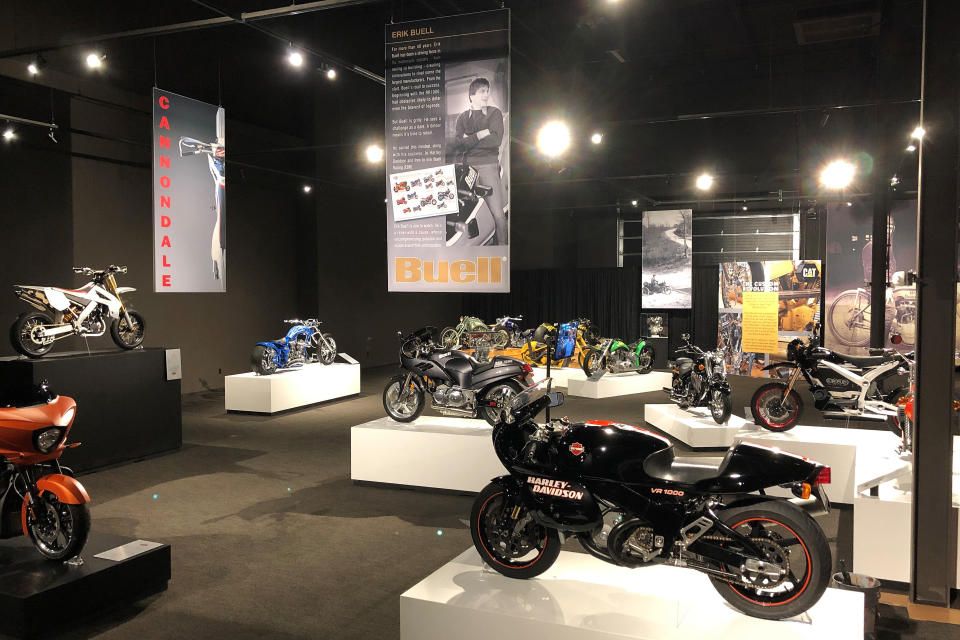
top-left (751, 382), bottom-right (802, 432)
top-left (709, 388), bottom-right (733, 424)
top-left (827, 290), bottom-right (871, 348)
top-left (581, 349), bottom-right (606, 378)
top-left (709, 499), bottom-right (831, 620)
top-left (471, 482), bottom-right (561, 580)
top-left (480, 380), bottom-right (524, 427)
top-left (382, 375), bottom-right (424, 422)
top-left (23, 492), bottom-right (91, 561)
top-left (885, 385), bottom-right (909, 405)
top-left (251, 345), bottom-right (279, 375)
top-left (642, 284), bottom-right (651, 295)
top-left (316, 333), bottom-right (337, 365)
top-left (440, 327), bottom-right (459, 349)
top-left (491, 329), bottom-right (510, 349)
top-left (635, 345), bottom-right (655, 374)
top-left (11, 311), bottom-right (56, 358)
top-left (110, 310), bottom-right (146, 350)
top-left (663, 284), bottom-right (671, 294)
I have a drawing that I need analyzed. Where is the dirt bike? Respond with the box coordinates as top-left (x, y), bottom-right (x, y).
top-left (471, 379), bottom-right (833, 620)
top-left (0, 380), bottom-right (91, 560)
top-left (582, 337), bottom-right (655, 378)
top-left (521, 319), bottom-right (601, 367)
top-left (441, 316), bottom-right (507, 349)
top-left (664, 334), bottom-right (733, 424)
top-left (178, 107), bottom-right (225, 281)
top-left (251, 319), bottom-right (337, 375)
top-left (11, 265), bottom-right (145, 358)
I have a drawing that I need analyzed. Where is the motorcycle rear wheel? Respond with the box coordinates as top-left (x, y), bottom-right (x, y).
top-left (471, 482), bottom-right (560, 579)
top-left (491, 329), bottom-right (509, 349)
top-left (383, 375), bottom-right (424, 422)
top-left (110, 310), bottom-right (145, 350)
top-left (23, 492), bottom-right (91, 561)
top-left (11, 311), bottom-right (56, 358)
top-left (751, 382), bottom-right (802, 432)
top-left (581, 349), bottom-right (606, 377)
top-left (480, 380), bottom-right (524, 426)
top-left (251, 345), bottom-right (279, 375)
top-left (709, 388), bottom-right (733, 424)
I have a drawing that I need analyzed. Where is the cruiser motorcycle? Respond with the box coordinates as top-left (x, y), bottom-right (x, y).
top-left (441, 316), bottom-right (507, 350)
top-left (664, 334), bottom-right (732, 424)
top-left (251, 319), bottom-right (337, 376)
top-left (471, 379), bottom-right (833, 620)
top-left (11, 265), bottom-right (145, 358)
top-left (0, 381), bottom-right (91, 560)
top-left (492, 315), bottom-right (525, 348)
top-left (382, 327), bottom-right (533, 427)
top-left (582, 337), bottom-right (655, 378)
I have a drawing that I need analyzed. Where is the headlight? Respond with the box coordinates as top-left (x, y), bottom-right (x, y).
top-left (34, 427), bottom-right (65, 453)
top-left (60, 407), bottom-right (76, 426)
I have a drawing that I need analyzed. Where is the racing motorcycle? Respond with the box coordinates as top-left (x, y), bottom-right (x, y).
top-left (382, 327), bottom-right (533, 427)
top-left (251, 319), bottom-right (337, 376)
top-left (440, 316), bottom-right (507, 350)
top-left (471, 379), bottom-right (833, 621)
top-left (582, 337), bottom-right (655, 378)
top-left (0, 380), bottom-right (91, 560)
top-left (491, 315), bottom-right (525, 348)
top-left (749, 327), bottom-right (910, 432)
top-left (11, 265), bottom-right (145, 358)
top-left (664, 334), bottom-right (732, 424)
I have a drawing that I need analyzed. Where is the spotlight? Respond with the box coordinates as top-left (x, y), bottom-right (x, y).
top-left (365, 144), bottom-right (384, 163)
top-left (27, 61), bottom-right (39, 76)
top-left (631, 200), bottom-right (638, 207)
top-left (695, 173), bottom-right (713, 191)
top-left (302, 185), bottom-right (313, 193)
top-left (326, 67), bottom-right (337, 80)
top-left (845, 201), bottom-right (853, 207)
top-left (536, 120), bottom-right (571, 158)
top-left (911, 126), bottom-right (925, 140)
top-left (742, 205), bottom-right (748, 211)
top-left (890, 175), bottom-right (900, 186)
top-left (906, 144), bottom-right (916, 152)
top-left (2, 128), bottom-right (14, 141)
top-left (85, 52), bottom-right (104, 69)
top-left (590, 132), bottom-right (602, 145)
top-left (819, 159), bottom-right (855, 189)
top-left (287, 51), bottom-right (304, 67)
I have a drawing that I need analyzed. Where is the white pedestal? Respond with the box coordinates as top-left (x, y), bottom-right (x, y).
top-left (568, 372), bottom-right (672, 399)
top-left (401, 548), bottom-right (863, 640)
top-left (644, 404), bottom-right (753, 448)
top-left (224, 359), bottom-right (360, 413)
top-left (531, 367), bottom-right (587, 388)
top-left (351, 416), bottom-right (504, 492)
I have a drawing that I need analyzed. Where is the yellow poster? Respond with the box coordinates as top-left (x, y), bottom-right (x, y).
top-left (742, 291), bottom-right (780, 354)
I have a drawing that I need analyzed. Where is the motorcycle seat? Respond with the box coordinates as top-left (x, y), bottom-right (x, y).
top-left (642, 446), bottom-right (732, 485)
top-left (471, 361), bottom-right (496, 376)
top-left (836, 352), bottom-right (896, 368)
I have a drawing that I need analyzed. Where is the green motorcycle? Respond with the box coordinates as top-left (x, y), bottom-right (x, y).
top-left (440, 316), bottom-right (508, 349)
top-left (581, 337), bottom-right (655, 378)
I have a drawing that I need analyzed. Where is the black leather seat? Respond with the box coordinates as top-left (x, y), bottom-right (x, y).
top-left (836, 352), bottom-right (895, 368)
top-left (642, 446), bottom-right (732, 485)
top-left (471, 361), bottom-right (496, 375)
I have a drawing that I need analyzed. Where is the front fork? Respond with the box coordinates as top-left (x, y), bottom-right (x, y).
top-left (783, 366), bottom-right (803, 397)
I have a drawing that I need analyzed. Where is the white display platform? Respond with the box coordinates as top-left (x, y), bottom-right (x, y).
top-left (531, 366), bottom-right (587, 388)
top-left (224, 358), bottom-right (360, 414)
top-left (351, 416), bottom-right (503, 492)
top-left (401, 548), bottom-right (863, 640)
top-left (644, 403), bottom-right (753, 448)
top-left (568, 371), bottom-right (672, 399)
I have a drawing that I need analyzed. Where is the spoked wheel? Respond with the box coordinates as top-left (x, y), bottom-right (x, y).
top-left (111, 310), bottom-right (146, 350)
top-left (480, 381), bottom-right (523, 426)
top-left (251, 345), bottom-right (279, 375)
top-left (635, 345), bottom-right (654, 374)
top-left (470, 483), bottom-right (560, 579)
top-left (581, 349), bottom-right (606, 377)
top-left (382, 375), bottom-right (424, 422)
top-left (709, 388), bottom-right (732, 424)
top-left (751, 383), bottom-right (803, 432)
top-left (828, 290), bottom-right (870, 347)
top-left (491, 329), bottom-right (509, 349)
top-left (311, 332), bottom-right (337, 365)
top-left (440, 327), bottom-right (460, 349)
top-left (709, 501), bottom-right (831, 620)
top-left (11, 311), bottom-right (56, 358)
top-left (22, 492), bottom-right (91, 561)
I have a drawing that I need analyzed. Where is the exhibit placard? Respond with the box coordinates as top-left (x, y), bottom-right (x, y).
top-left (641, 209), bottom-right (692, 308)
top-left (152, 87), bottom-right (226, 292)
top-left (384, 9), bottom-right (510, 292)
top-left (741, 291), bottom-right (780, 353)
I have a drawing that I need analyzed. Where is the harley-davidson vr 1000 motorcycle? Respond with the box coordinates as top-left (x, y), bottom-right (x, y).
top-left (383, 327), bottom-right (533, 426)
top-left (664, 334), bottom-right (732, 424)
top-left (471, 379), bottom-right (833, 620)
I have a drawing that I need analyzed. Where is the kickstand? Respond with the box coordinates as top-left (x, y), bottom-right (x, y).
top-left (64, 555), bottom-right (84, 567)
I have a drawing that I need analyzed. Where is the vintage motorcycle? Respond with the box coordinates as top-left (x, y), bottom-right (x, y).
top-left (0, 381), bottom-right (91, 560)
top-left (827, 272), bottom-right (916, 348)
top-left (382, 327), bottom-right (533, 427)
top-left (440, 316), bottom-right (507, 350)
top-left (749, 328), bottom-right (910, 432)
top-left (492, 315), bottom-right (525, 348)
top-left (581, 337), bottom-right (655, 378)
top-left (520, 319), bottom-right (601, 367)
top-left (664, 334), bottom-right (732, 424)
top-left (471, 379), bottom-right (833, 620)
top-left (251, 319), bottom-right (337, 376)
top-left (11, 265), bottom-right (145, 358)
top-left (642, 277), bottom-right (671, 296)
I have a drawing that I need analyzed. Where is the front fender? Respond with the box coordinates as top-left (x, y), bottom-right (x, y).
top-left (115, 287), bottom-right (136, 294)
top-left (36, 474), bottom-right (90, 504)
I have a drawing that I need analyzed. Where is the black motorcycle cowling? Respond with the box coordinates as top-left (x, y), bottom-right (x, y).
top-left (699, 440), bottom-right (829, 495)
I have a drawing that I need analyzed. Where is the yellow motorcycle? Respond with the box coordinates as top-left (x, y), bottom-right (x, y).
top-left (520, 319), bottom-right (601, 367)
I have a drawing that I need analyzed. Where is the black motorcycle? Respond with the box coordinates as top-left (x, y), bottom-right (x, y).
top-left (664, 334), bottom-right (732, 424)
top-left (471, 380), bottom-right (833, 620)
top-left (382, 327), bottom-right (533, 427)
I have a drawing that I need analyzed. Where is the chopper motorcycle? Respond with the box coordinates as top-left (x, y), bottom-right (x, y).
top-left (582, 337), bottom-right (655, 378)
top-left (382, 327), bottom-right (533, 427)
top-left (11, 265), bottom-right (145, 358)
top-left (251, 319), bottom-right (337, 376)
top-left (491, 315), bottom-right (525, 348)
top-left (520, 319), bottom-right (601, 368)
top-left (440, 316), bottom-right (507, 350)
top-left (471, 379), bottom-right (833, 620)
top-left (0, 381), bottom-right (91, 560)
top-left (664, 334), bottom-right (732, 424)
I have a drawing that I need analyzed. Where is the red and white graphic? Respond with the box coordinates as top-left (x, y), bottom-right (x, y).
top-left (569, 442), bottom-right (585, 456)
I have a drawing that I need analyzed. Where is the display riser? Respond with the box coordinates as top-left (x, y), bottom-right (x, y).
top-left (351, 416), bottom-right (503, 492)
top-left (530, 367), bottom-right (587, 388)
top-left (0, 349), bottom-right (181, 473)
top-left (643, 403), bottom-right (752, 448)
top-left (0, 532), bottom-right (170, 638)
top-left (645, 336), bottom-right (669, 369)
top-left (401, 548), bottom-right (863, 640)
top-left (225, 359), bottom-right (360, 413)
top-left (568, 371), bottom-right (672, 399)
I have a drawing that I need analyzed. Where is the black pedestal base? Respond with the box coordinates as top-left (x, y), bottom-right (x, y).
top-left (646, 336), bottom-right (669, 369)
top-left (0, 531), bottom-right (170, 638)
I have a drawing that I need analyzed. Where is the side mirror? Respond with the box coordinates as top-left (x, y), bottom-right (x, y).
top-left (548, 391), bottom-right (565, 408)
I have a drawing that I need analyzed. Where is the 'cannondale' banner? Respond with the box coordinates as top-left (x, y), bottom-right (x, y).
top-left (385, 9), bottom-right (510, 292)
top-left (152, 88), bottom-right (226, 292)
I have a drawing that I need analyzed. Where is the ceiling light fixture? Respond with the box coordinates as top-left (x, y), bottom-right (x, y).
top-left (911, 126), bottom-right (925, 140)
top-left (590, 132), bottom-right (602, 145)
top-left (906, 144), bottom-right (916, 152)
top-left (288, 50), bottom-right (304, 67)
top-left (819, 159), bottom-right (855, 189)
top-left (365, 144), bottom-right (384, 163)
top-left (326, 67), bottom-right (337, 80)
top-left (536, 120), bottom-right (571, 158)
top-left (631, 200), bottom-right (638, 207)
top-left (303, 185), bottom-right (313, 193)
top-left (85, 52), bottom-right (104, 69)
top-left (695, 173), bottom-right (713, 191)
top-left (2, 128), bottom-right (14, 141)
top-left (742, 205), bottom-right (748, 211)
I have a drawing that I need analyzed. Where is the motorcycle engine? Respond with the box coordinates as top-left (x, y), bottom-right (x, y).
top-left (288, 341), bottom-right (306, 366)
top-left (607, 517), bottom-right (663, 567)
top-left (811, 387), bottom-right (833, 410)
top-left (614, 352), bottom-right (633, 373)
top-left (433, 385), bottom-right (472, 408)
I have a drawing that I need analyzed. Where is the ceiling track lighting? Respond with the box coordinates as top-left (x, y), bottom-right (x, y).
top-left (0, 113), bottom-right (59, 144)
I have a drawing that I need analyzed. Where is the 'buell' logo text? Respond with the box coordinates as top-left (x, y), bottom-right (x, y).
top-left (395, 257), bottom-right (503, 284)
top-left (569, 442), bottom-right (585, 456)
top-left (526, 476), bottom-right (584, 500)
top-left (650, 487), bottom-right (685, 497)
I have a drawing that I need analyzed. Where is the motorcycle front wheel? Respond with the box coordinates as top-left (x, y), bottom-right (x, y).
top-left (709, 388), bottom-right (733, 424)
top-left (635, 345), bottom-right (655, 374)
top-left (383, 375), bottom-right (425, 422)
top-left (828, 290), bottom-right (870, 347)
top-left (11, 311), bottom-right (56, 358)
top-left (581, 349), bottom-right (606, 377)
top-left (491, 329), bottom-right (509, 349)
top-left (251, 345), bottom-right (279, 375)
top-left (471, 482), bottom-right (561, 579)
top-left (709, 500), bottom-right (831, 620)
top-left (311, 332), bottom-right (337, 365)
top-left (751, 382), bottom-right (803, 432)
top-left (440, 327), bottom-right (459, 349)
top-left (23, 492), bottom-right (91, 561)
top-left (110, 310), bottom-right (145, 349)
top-left (480, 380), bottom-right (523, 426)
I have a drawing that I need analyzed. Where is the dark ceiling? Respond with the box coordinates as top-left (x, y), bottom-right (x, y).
top-left (0, 0), bottom-right (924, 212)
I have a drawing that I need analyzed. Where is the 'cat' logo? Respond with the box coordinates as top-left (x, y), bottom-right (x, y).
top-left (569, 442), bottom-right (585, 456)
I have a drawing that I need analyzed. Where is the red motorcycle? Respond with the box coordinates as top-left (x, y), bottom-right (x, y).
top-left (0, 382), bottom-right (90, 560)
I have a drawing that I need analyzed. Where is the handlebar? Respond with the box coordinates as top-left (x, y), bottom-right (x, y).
top-left (284, 318), bottom-right (320, 326)
top-left (73, 265), bottom-right (127, 275)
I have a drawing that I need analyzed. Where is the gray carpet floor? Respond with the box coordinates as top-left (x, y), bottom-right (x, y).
top-left (34, 366), bottom-right (953, 639)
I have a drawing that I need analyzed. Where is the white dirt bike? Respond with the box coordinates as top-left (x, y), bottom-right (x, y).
top-left (10, 265), bottom-right (145, 357)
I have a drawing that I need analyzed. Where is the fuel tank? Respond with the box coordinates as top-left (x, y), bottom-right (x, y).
top-left (557, 420), bottom-right (672, 483)
top-left (431, 351), bottom-right (477, 387)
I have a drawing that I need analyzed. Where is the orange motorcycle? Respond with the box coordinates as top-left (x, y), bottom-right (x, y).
top-left (0, 381), bottom-right (90, 560)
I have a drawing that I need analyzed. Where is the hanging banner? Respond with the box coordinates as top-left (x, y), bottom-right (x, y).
top-left (641, 209), bottom-right (692, 308)
top-left (152, 87), bottom-right (226, 292)
top-left (385, 9), bottom-right (510, 292)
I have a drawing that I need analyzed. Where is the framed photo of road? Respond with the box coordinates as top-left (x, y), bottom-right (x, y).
top-left (641, 209), bottom-right (692, 308)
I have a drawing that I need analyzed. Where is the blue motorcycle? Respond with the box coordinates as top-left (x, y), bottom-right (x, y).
top-left (251, 319), bottom-right (337, 375)
top-left (492, 315), bottom-right (525, 347)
